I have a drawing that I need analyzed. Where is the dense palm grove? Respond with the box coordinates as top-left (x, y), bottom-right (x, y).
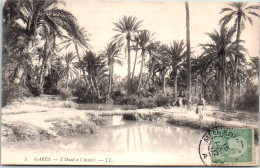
top-left (2, 0), bottom-right (259, 112)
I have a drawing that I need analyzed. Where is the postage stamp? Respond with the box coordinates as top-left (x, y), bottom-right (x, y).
top-left (210, 128), bottom-right (254, 165)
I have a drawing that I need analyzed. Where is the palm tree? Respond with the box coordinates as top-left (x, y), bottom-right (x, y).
top-left (60, 27), bottom-right (91, 89)
top-left (167, 40), bottom-right (186, 97)
top-left (61, 52), bottom-right (78, 92)
top-left (219, 2), bottom-right (260, 109)
top-left (2, 19), bottom-right (32, 84)
top-left (83, 51), bottom-right (108, 100)
top-left (43, 56), bottom-right (65, 94)
top-left (245, 57), bottom-right (259, 98)
top-left (113, 16), bottom-right (143, 93)
top-left (249, 57), bottom-right (259, 78)
top-left (201, 25), bottom-right (237, 110)
top-left (100, 42), bottom-right (124, 95)
top-left (3, 0), bottom-right (84, 93)
top-left (154, 45), bottom-right (171, 93)
top-left (3, 1), bottom-right (36, 88)
top-left (37, 29), bottom-right (57, 90)
top-left (194, 53), bottom-right (216, 98)
top-left (143, 41), bottom-right (161, 92)
top-left (135, 30), bottom-right (154, 91)
top-left (185, 1), bottom-right (192, 103)
top-left (131, 35), bottom-right (141, 79)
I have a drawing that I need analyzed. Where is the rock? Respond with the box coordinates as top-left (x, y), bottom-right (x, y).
top-left (123, 113), bottom-right (139, 120)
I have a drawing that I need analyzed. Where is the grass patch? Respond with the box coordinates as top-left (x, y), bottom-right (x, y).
top-left (45, 117), bottom-right (98, 136)
top-left (87, 113), bottom-right (109, 125)
top-left (2, 121), bottom-right (56, 142)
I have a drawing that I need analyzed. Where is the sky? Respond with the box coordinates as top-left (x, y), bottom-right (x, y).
top-left (62, 1), bottom-right (260, 77)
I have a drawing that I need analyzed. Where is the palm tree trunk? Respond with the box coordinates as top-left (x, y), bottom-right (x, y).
top-left (220, 54), bottom-right (226, 110)
top-left (185, 1), bottom-right (191, 103)
top-left (230, 75), bottom-right (235, 109)
top-left (201, 70), bottom-right (206, 97)
top-left (162, 70), bottom-right (166, 94)
top-left (172, 65), bottom-right (178, 97)
top-left (217, 65), bottom-right (221, 101)
top-left (230, 14), bottom-right (242, 110)
top-left (38, 57), bottom-right (45, 85)
top-left (39, 57), bottom-right (48, 90)
top-left (66, 71), bottom-right (69, 100)
top-left (152, 73), bottom-right (155, 86)
top-left (143, 59), bottom-right (155, 92)
top-left (195, 81), bottom-right (197, 95)
top-left (38, 35), bottom-right (51, 92)
top-left (220, 69), bottom-right (226, 110)
top-left (66, 72), bottom-right (69, 91)
top-left (159, 71), bottom-right (163, 86)
top-left (40, 35), bottom-right (56, 91)
top-left (174, 71), bottom-right (178, 97)
top-left (108, 63), bottom-right (112, 95)
top-left (238, 82), bottom-right (241, 96)
top-left (93, 76), bottom-right (101, 100)
top-left (132, 49), bottom-right (138, 79)
top-left (89, 75), bottom-right (95, 93)
top-left (74, 43), bottom-right (89, 89)
top-left (137, 49), bottom-right (145, 91)
top-left (127, 33), bottom-right (131, 93)
top-left (111, 63), bottom-right (114, 93)
top-left (246, 78), bottom-right (250, 108)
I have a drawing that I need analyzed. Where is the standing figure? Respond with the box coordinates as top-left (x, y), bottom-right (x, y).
top-left (197, 94), bottom-right (206, 121)
top-left (178, 90), bottom-right (186, 108)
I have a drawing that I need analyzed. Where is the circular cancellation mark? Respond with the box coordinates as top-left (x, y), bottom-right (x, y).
top-left (199, 132), bottom-right (212, 166)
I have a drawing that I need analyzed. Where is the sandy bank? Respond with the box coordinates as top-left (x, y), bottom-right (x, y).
top-left (1, 95), bottom-right (259, 143)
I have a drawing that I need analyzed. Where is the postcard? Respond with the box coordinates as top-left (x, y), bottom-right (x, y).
top-left (1, 0), bottom-right (259, 166)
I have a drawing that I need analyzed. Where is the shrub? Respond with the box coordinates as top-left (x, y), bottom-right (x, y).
top-left (58, 88), bottom-right (72, 100)
top-left (125, 95), bottom-right (139, 105)
top-left (43, 68), bottom-right (63, 95)
top-left (128, 78), bottom-right (139, 94)
top-left (114, 91), bottom-right (175, 109)
top-left (116, 94), bottom-right (140, 106)
top-left (138, 96), bottom-right (157, 108)
top-left (155, 93), bottom-right (173, 107)
top-left (28, 81), bottom-right (42, 96)
top-left (111, 89), bottom-right (126, 104)
top-left (117, 94), bottom-right (159, 109)
top-left (74, 86), bottom-right (101, 103)
top-left (147, 86), bottom-right (159, 94)
top-left (104, 96), bottom-right (113, 104)
top-left (2, 81), bottom-right (30, 106)
top-left (236, 92), bottom-right (259, 112)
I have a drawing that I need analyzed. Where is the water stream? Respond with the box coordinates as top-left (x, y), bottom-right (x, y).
top-left (56, 116), bottom-right (205, 164)
top-left (3, 115), bottom-right (206, 165)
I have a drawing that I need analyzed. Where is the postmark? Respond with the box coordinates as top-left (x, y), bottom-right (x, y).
top-left (210, 128), bottom-right (254, 165)
top-left (198, 132), bottom-right (212, 166)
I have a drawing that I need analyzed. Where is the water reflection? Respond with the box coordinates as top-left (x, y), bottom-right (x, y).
top-left (2, 118), bottom-right (205, 165)
top-left (59, 120), bottom-right (204, 158)
top-left (103, 115), bottom-right (126, 126)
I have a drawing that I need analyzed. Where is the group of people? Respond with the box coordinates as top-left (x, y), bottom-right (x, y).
top-left (177, 90), bottom-right (205, 121)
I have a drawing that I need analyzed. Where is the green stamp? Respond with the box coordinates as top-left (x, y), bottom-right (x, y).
top-left (210, 128), bottom-right (254, 165)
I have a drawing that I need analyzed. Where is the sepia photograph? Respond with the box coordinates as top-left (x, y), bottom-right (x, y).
top-left (1, 0), bottom-right (259, 166)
